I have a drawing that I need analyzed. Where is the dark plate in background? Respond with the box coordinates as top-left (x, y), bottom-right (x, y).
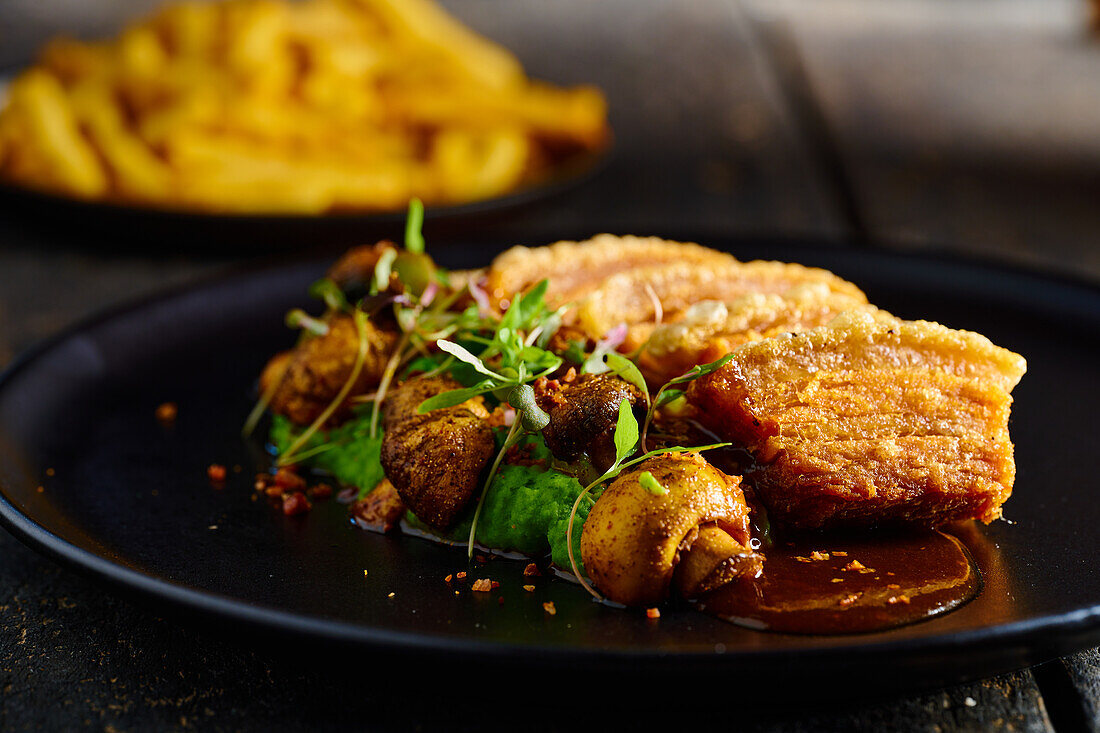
top-left (0, 150), bottom-right (605, 251)
top-left (0, 237), bottom-right (1097, 696)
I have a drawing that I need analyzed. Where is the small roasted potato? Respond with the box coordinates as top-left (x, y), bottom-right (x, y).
top-left (580, 452), bottom-right (757, 607)
top-left (380, 409), bottom-right (495, 530)
top-left (260, 313), bottom-right (397, 425)
top-left (535, 373), bottom-right (646, 474)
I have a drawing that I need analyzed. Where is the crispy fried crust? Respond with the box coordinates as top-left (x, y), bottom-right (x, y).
top-left (641, 283), bottom-right (879, 384)
top-left (485, 234), bottom-right (735, 309)
top-left (260, 314), bottom-right (397, 425)
top-left (688, 311), bottom-right (1027, 529)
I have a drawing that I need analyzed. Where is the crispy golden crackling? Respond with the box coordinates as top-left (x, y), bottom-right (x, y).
top-left (641, 283), bottom-right (880, 384)
top-left (688, 311), bottom-right (1027, 529)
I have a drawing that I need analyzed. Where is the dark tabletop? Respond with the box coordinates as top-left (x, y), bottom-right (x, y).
top-left (2, 0), bottom-right (1100, 730)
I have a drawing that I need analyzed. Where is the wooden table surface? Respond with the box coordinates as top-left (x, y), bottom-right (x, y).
top-left (1, 1), bottom-right (1099, 729)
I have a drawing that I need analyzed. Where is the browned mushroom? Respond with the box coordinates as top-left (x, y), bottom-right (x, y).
top-left (534, 373), bottom-right (646, 474)
top-left (580, 452), bottom-right (761, 607)
top-left (379, 377), bottom-right (495, 530)
top-left (259, 313), bottom-right (397, 426)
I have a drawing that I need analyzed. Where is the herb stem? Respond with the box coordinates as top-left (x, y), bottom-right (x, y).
top-left (467, 419), bottom-right (523, 559)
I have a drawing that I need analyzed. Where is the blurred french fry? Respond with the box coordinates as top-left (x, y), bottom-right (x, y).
top-left (0, 0), bottom-right (609, 214)
top-left (4, 70), bottom-right (107, 197)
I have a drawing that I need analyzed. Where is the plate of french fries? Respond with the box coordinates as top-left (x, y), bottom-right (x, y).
top-left (0, 0), bottom-right (609, 222)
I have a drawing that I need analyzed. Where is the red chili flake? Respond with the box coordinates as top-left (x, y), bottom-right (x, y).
top-left (309, 483), bottom-right (333, 500)
top-left (645, 608), bottom-right (661, 619)
top-left (471, 579), bottom-right (492, 592)
top-left (207, 464), bottom-right (227, 483)
top-left (282, 491), bottom-right (311, 516)
top-left (274, 468), bottom-right (306, 491)
top-left (155, 402), bottom-right (178, 423)
top-left (523, 563), bottom-right (541, 577)
top-left (491, 581), bottom-right (500, 590)
top-left (542, 601), bottom-right (557, 616)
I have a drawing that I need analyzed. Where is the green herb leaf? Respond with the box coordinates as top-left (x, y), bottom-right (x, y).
top-left (666, 353), bottom-right (735, 386)
top-left (436, 340), bottom-right (504, 380)
top-left (605, 353), bottom-right (649, 401)
top-left (416, 380), bottom-right (496, 413)
top-left (404, 198), bottom-right (425, 254)
top-left (612, 398), bottom-right (640, 464)
top-left (639, 471), bottom-right (667, 495)
top-left (654, 388), bottom-right (685, 408)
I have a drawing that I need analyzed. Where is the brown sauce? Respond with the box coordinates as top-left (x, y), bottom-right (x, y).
top-left (694, 529), bottom-right (980, 634)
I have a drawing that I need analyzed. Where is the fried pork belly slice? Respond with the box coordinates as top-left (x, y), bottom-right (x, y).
top-left (640, 283), bottom-right (880, 384)
top-left (688, 311), bottom-right (1027, 529)
top-left (259, 314), bottom-right (397, 426)
top-left (485, 234), bottom-right (736, 309)
top-left (576, 259), bottom-right (868, 350)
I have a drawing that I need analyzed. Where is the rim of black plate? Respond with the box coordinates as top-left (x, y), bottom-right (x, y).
top-left (0, 239), bottom-right (1099, 673)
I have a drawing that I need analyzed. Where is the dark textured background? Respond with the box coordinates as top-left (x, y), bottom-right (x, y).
top-left (2, 0), bottom-right (1100, 730)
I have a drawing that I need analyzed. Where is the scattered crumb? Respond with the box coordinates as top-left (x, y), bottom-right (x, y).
top-left (645, 608), bottom-right (660, 619)
top-left (363, 569), bottom-right (369, 577)
top-left (155, 402), bottom-right (178, 423)
top-left (832, 551), bottom-right (848, 557)
top-left (207, 525), bottom-right (217, 530)
top-left (794, 556), bottom-right (813, 563)
top-left (887, 594), bottom-right (911, 605)
top-left (542, 601), bottom-right (556, 616)
top-left (838, 592), bottom-right (863, 607)
top-left (444, 574), bottom-right (453, 583)
top-left (35, 486), bottom-right (44, 494)
top-left (45, 468), bottom-right (55, 477)
top-left (388, 592), bottom-right (395, 598)
top-left (274, 468), bottom-right (306, 491)
top-left (964, 697), bottom-right (977, 707)
top-left (471, 578), bottom-right (492, 592)
top-left (810, 551), bottom-right (830, 561)
top-left (281, 491), bottom-right (311, 516)
top-left (523, 563), bottom-right (540, 577)
top-left (456, 571), bottom-right (467, 580)
top-left (887, 583), bottom-right (901, 590)
top-left (523, 585), bottom-right (536, 592)
top-left (830, 578), bottom-right (844, 583)
top-left (454, 591), bottom-right (460, 596)
top-left (842, 560), bottom-right (866, 572)
top-left (207, 464), bottom-right (227, 483)
top-left (308, 483), bottom-right (333, 500)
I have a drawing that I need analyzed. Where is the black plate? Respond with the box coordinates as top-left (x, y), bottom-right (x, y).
top-left (1, 238), bottom-right (1098, 694)
top-left (0, 151), bottom-right (605, 250)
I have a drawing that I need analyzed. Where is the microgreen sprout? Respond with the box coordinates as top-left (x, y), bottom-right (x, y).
top-left (639, 471), bottom-right (667, 495)
top-left (640, 353), bottom-right (735, 453)
top-left (285, 308), bottom-right (329, 337)
top-left (404, 197), bottom-right (425, 254)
